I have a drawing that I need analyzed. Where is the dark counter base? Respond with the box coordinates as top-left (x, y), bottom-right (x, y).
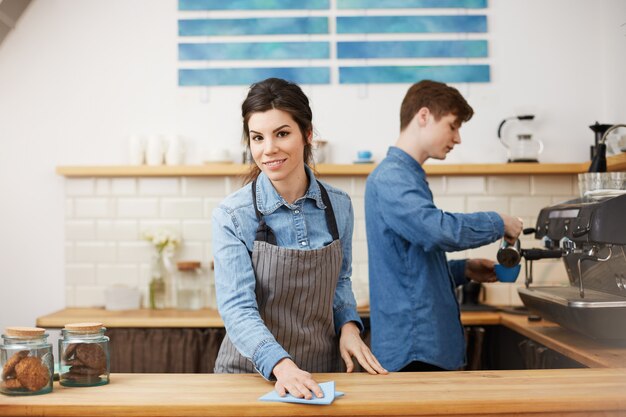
top-left (105, 324), bottom-right (579, 373)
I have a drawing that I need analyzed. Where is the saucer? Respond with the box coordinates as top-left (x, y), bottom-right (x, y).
top-left (584, 189), bottom-right (626, 199)
top-left (353, 159), bottom-right (374, 164)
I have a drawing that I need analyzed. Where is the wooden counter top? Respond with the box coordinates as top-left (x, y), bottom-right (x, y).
top-left (36, 308), bottom-right (626, 369)
top-left (36, 308), bottom-right (501, 329)
top-left (37, 307), bottom-right (226, 328)
top-left (1, 370), bottom-right (625, 416)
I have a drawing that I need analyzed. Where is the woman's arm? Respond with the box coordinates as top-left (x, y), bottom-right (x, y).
top-left (212, 206), bottom-right (290, 380)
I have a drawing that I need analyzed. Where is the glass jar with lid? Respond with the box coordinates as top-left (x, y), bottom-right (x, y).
top-left (1, 327), bottom-right (53, 396)
top-left (176, 261), bottom-right (205, 310)
top-left (59, 322), bottom-right (109, 387)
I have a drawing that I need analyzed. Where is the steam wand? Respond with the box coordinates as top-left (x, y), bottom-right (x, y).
top-left (576, 246), bottom-right (612, 298)
top-left (524, 257), bottom-right (533, 289)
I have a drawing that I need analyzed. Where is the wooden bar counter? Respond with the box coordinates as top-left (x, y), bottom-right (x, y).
top-left (37, 308), bottom-right (626, 369)
top-left (1, 369), bottom-right (626, 417)
top-left (36, 308), bottom-right (502, 328)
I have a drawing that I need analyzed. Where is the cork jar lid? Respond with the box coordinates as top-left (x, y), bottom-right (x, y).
top-left (177, 261), bottom-right (201, 271)
top-left (5, 327), bottom-right (46, 337)
top-left (64, 322), bottom-right (103, 332)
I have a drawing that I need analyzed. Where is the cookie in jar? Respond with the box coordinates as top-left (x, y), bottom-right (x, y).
top-left (1, 327), bottom-right (53, 395)
top-left (59, 322), bottom-right (109, 387)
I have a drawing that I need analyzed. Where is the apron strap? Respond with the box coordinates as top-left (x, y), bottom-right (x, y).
top-left (251, 179), bottom-right (277, 245)
top-left (317, 180), bottom-right (340, 242)
top-left (250, 178), bottom-right (340, 244)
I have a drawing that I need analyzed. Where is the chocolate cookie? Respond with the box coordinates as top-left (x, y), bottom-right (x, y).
top-left (62, 343), bottom-right (78, 361)
top-left (67, 359), bottom-right (86, 366)
top-left (1, 378), bottom-right (23, 390)
top-left (75, 344), bottom-right (106, 370)
top-left (1, 350), bottom-right (28, 379)
top-left (67, 365), bottom-right (105, 376)
top-left (61, 372), bottom-right (102, 384)
top-left (14, 357), bottom-right (50, 392)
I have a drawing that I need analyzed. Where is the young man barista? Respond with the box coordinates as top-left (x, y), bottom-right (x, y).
top-left (365, 80), bottom-right (523, 372)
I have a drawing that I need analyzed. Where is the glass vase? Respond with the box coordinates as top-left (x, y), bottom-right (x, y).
top-left (149, 253), bottom-right (170, 309)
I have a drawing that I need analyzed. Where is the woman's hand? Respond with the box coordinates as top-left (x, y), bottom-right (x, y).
top-left (272, 358), bottom-right (323, 399)
top-left (339, 322), bottom-right (388, 375)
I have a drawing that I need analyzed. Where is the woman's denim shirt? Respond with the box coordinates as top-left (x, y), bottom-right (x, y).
top-left (212, 166), bottom-right (363, 379)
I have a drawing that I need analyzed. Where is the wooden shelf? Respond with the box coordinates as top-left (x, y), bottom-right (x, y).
top-left (606, 152), bottom-right (626, 171)
top-left (55, 154), bottom-right (626, 177)
top-left (424, 162), bottom-right (584, 175)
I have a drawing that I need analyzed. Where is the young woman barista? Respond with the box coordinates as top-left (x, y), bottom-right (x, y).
top-left (212, 78), bottom-right (387, 399)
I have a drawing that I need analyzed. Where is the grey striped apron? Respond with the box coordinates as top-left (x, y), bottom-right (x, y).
top-left (214, 180), bottom-right (343, 375)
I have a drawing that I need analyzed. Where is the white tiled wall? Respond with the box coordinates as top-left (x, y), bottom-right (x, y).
top-left (63, 174), bottom-right (578, 308)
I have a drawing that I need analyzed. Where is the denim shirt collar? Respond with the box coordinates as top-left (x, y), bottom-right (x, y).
top-left (387, 146), bottom-right (425, 177)
top-left (255, 165), bottom-right (325, 215)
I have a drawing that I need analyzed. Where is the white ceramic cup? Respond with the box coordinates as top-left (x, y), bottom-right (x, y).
top-left (206, 148), bottom-right (231, 162)
top-left (146, 135), bottom-right (165, 166)
top-left (165, 135), bottom-right (185, 165)
top-left (128, 135), bottom-right (145, 165)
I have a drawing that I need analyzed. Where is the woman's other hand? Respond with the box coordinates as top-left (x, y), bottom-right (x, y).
top-left (339, 322), bottom-right (388, 375)
top-left (272, 358), bottom-right (323, 399)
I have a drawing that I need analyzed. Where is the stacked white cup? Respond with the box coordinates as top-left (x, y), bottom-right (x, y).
top-left (129, 135), bottom-right (145, 165)
top-left (146, 135), bottom-right (165, 166)
top-left (165, 136), bottom-right (185, 165)
top-left (129, 135), bottom-right (186, 165)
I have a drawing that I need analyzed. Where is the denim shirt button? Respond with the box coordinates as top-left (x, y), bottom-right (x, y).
top-left (294, 210), bottom-right (300, 214)
top-left (300, 241), bottom-right (307, 246)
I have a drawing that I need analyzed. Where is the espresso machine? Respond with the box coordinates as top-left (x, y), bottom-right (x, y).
top-left (517, 193), bottom-right (626, 341)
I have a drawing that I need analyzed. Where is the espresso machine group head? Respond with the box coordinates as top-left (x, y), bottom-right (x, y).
top-left (496, 230), bottom-right (563, 287)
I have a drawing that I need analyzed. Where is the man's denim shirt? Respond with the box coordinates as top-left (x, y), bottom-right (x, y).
top-left (212, 166), bottom-right (363, 379)
top-left (365, 147), bottom-right (504, 371)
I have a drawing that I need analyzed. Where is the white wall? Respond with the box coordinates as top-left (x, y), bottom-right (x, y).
top-left (1, 0), bottom-right (625, 333)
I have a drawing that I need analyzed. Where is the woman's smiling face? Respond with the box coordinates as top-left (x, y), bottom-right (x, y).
top-left (248, 108), bottom-right (309, 184)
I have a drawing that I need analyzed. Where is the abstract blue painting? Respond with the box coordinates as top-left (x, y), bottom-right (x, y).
top-left (179, 0), bottom-right (329, 10)
top-left (177, 0), bottom-right (490, 85)
top-left (179, 67), bottom-right (331, 86)
top-left (339, 65), bottom-right (490, 84)
top-left (337, 0), bottom-right (486, 9)
top-left (336, 15), bottom-right (487, 34)
top-left (337, 40), bottom-right (488, 59)
top-left (179, 17), bottom-right (329, 36)
top-left (180, 42), bottom-right (330, 61)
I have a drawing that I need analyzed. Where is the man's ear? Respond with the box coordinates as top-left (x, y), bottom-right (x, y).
top-left (306, 130), bottom-right (313, 144)
top-left (415, 107), bottom-right (431, 127)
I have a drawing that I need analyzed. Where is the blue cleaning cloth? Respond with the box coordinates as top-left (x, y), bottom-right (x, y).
top-left (259, 381), bottom-right (344, 405)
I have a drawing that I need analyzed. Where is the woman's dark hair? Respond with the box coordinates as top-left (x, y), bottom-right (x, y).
top-left (241, 78), bottom-right (314, 184)
top-left (399, 80), bottom-right (474, 131)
